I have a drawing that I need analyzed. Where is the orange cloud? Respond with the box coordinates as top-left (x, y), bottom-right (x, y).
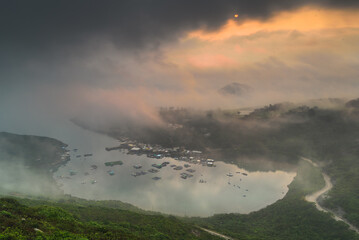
top-left (187, 6), bottom-right (359, 41)
top-left (187, 54), bottom-right (236, 69)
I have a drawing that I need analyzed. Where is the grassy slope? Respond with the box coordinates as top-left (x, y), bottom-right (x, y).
top-left (188, 160), bottom-right (359, 240)
top-left (0, 198), bottom-right (220, 240)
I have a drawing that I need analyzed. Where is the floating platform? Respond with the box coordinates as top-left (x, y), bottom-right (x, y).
top-left (104, 161), bottom-right (123, 167)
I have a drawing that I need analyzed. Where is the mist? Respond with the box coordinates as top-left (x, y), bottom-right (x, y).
top-left (1, 2), bottom-right (359, 136)
top-left (0, 161), bottom-right (62, 197)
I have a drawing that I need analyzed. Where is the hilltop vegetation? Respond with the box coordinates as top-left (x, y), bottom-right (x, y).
top-left (0, 197), bottom-right (219, 240)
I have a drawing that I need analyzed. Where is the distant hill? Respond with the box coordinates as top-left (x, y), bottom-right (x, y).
top-left (346, 98), bottom-right (359, 108)
top-left (218, 82), bottom-right (251, 96)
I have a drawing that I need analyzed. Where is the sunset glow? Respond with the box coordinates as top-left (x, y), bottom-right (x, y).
top-left (188, 7), bottom-right (359, 41)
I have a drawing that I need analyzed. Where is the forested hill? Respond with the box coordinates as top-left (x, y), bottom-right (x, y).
top-left (73, 98), bottom-right (359, 231)
top-left (0, 197), bottom-right (220, 240)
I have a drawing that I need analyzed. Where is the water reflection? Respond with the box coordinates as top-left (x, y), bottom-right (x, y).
top-left (56, 148), bottom-right (295, 217)
top-left (0, 115), bottom-right (295, 217)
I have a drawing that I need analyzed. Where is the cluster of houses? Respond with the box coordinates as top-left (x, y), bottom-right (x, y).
top-left (105, 137), bottom-right (217, 168)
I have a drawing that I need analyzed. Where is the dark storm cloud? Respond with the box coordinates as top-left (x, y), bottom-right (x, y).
top-left (1, 0), bottom-right (359, 51)
top-left (0, 0), bottom-right (358, 86)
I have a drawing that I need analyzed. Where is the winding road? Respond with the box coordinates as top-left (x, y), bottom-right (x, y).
top-left (303, 157), bottom-right (359, 234)
top-left (199, 227), bottom-right (234, 240)
top-left (196, 157), bottom-right (359, 239)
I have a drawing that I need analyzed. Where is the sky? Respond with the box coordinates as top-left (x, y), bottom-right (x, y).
top-left (1, 0), bottom-right (359, 125)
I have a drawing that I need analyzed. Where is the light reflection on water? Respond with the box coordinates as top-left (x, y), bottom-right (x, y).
top-left (56, 148), bottom-right (295, 217)
top-left (0, 115), bottom-right (295, 217)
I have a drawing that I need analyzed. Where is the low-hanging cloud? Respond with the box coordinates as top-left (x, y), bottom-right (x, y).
top-left (1, 2), bottom-right (359, 132)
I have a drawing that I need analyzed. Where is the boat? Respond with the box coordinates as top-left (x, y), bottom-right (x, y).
top-left (105, 161), bottom-right (123, 167)
top-left (152, 163), bottom-right (162, 169)
top-left (105, 146), bottom-right (121, 151)
top-left (148, 169), bottom-right (159, 173)
top-left (161, 162), bottom-right (170, 167)
top-left (133, 164), bottom-right (142, 169)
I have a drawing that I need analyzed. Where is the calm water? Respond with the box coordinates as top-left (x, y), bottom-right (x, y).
top-left (0, 115), bottom-right (295, 217)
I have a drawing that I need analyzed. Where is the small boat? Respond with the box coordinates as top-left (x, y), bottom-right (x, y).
top-left (148, 169), bottom-right (159, 173)
top-left (152, 163), bottom-right (162, 169)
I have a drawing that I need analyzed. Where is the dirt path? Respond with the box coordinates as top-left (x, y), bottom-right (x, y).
top-left (199, 227), bottom-right (234, 240)
top-left (303, 157), bottom-right (359, 234)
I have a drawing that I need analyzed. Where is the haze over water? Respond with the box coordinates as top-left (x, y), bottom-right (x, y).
top-left (56, 152), bottom-right (294, 216)
top-left (0, 114), bottom-right (294, 216)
